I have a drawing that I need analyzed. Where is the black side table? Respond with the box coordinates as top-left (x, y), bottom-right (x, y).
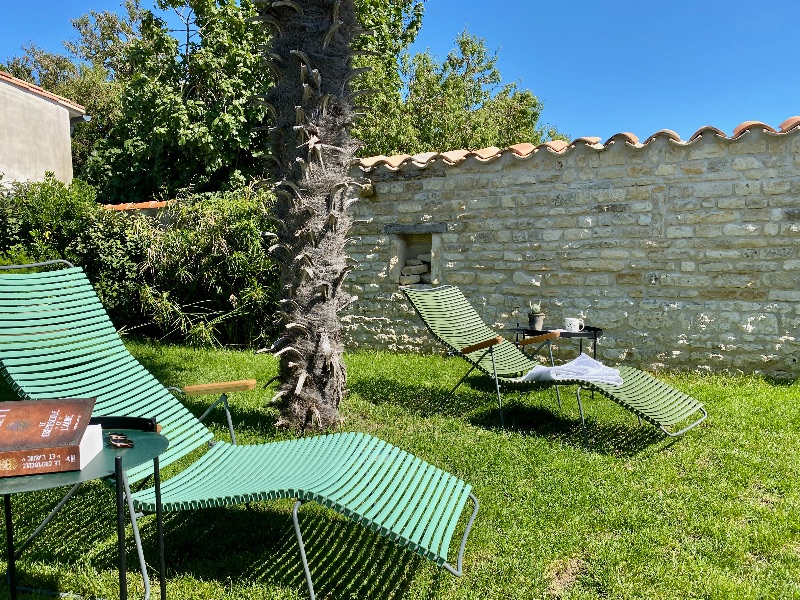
top-left (1, 429), bottom-right (169, 600)
top-left (510, 325), bottom-right (603, 360)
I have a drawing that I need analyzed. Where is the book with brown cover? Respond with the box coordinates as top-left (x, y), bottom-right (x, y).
top-left (0, 398), bottom-right (102, 478)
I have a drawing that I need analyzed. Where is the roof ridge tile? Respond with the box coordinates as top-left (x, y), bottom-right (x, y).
top-left (732, 120), bottom-right (777, 139)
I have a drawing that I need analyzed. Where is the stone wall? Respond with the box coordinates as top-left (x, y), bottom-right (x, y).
top-left (341, 120), bottom-right (800, 376)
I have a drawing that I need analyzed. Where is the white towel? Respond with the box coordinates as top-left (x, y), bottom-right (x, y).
top-left (522, 353), bottom-right (623, 386)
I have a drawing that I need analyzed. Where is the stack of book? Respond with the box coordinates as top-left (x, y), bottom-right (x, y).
top-left (0, 398), bottom-right (103, 478)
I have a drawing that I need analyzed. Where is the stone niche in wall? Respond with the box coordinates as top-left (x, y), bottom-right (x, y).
top-left (384, 223), bottom-right (445, 287)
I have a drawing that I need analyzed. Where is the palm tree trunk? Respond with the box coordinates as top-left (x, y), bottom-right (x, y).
top-left (255, 0), bottom-right (362, 430)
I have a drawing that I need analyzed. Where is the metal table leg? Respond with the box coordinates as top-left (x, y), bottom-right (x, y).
top-left (115, 456), bottom-right (127, 600)
top-left (154, 456), bottom-right (166, 600)
top-left (4, 494), bottom-right (17, 600)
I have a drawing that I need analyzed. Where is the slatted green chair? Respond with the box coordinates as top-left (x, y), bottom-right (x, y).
top-left (403, 285), bottom-right (707, 438)
top-left (0, 262), bottom-right (478, 600)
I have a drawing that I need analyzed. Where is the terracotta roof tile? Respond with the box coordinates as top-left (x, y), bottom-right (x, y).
top-left (410, 151), bottom-right (438, 165)
top-left (439, 149), bottom-right (471, 165)
top-left (687, 125), bottom-right (727, 142)
top-left (508, 142), bottom-right (536, 156)
top-left (780, 116), bottom-right (800, 133)
top-left (103, 200), bottom-right (172, 211)
top-left (471, 146), bottom-right (501, 161)
top-left (603, 132), bottom-right (640, 146)
top-left (539, 140), bottom-right (569, 153)
top-left (0, 70), bottom-right (85, 117)
top-left (732, 120), bottom-right (777, 139)
top-left (642, 129), bottom-right (682, 145)
top-left (569, 136), bottom-right (603, 148)
top-left (355, 116), bottom-right (800, 172)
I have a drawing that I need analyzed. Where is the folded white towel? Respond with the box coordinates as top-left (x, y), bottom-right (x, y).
top-left (522, 353), bottom-right (623, 386)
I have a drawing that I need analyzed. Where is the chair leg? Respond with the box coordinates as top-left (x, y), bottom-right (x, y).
top-left (442, 493), bottom-right (480, 577)
top-left (576, 388), bottom-right (587, 447)
top-left (547, 343), bottom-right (562, 409)
top-left (198, 393), bottom-right (237, 445)
top-left (449, 364), bottom-right (478, 397)
top-left (121, 471), bottom-right (151, 600)
top-left (292, 501), bottom-right (316, 600)
top-left (488, 347), bottom-right (504, 428)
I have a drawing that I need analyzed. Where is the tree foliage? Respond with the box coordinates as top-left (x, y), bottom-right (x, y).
top-left (395, 30), bottom-right (565, 154)
top-left (84, 0), bottom-right (272, 203)
top-left (349, 0), bottom-right (425, 157)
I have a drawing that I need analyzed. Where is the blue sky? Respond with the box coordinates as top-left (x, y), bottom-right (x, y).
top-left (2, 0), bottom-right (797, 144)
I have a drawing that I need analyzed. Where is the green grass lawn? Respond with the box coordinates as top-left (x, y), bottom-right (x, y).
top-left (2, 342), bottom-right (800, 599)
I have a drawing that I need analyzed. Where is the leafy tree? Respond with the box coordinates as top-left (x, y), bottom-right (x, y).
top-left (255, 0), bottom-right (362, 430)
top-left (84, 0), bottom-right (272, 203)
top-left (399, 30), bottom-right (565, 154)
top-left (350, 0), bottom-right (425, 157)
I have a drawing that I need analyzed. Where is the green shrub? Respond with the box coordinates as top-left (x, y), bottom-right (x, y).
top-left (0, 177), bottom-right (279, 347)
top-left (138, 188), bottom-right (279, 346)
top-left (0, 175), bottom-right (145, 322)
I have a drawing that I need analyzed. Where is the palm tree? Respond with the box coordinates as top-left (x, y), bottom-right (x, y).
top-left (254, 0), bottom-right (363, 430)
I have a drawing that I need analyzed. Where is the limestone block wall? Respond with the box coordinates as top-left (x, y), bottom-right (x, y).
top-left (342, 120), bottom-right (800, 376)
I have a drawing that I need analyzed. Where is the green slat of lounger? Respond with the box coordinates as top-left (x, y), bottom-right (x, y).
top-left (517, 371), bottom-right (703, 429)
top-left (12, 355), bottom-right (146, 391)
top-left (501, 372), bottom-right (703, 430)
top-left (0, 290), bottom-right (101, 309)
top-left (0, 313), bottom-right (112, 337)
top-left (0, 287), bottom-right (101, 308)
top-left (383, 462), bottom-right (439, 542)
top-left (324, 441), bottom-right (400, 516)
top-left (0, 267), bottom-right (89, 282)
top-left (430, 480), bottom-right (471, 561)
top-left (338, 445), bottom-right (409, 520)
top-left (358, 450), bottom-right (417, 524)
top-left (6, 350), bottom-right (134, 382)
top-left (132, 434), bottom-right (470, 567)
top-left (0, 269), bottom-right (94, 285)
top-left (396, 468), bottom-right (448, 554)
top-left (304, 436), bottom-right (386, 509)
top-left (590, 369), bottom-right (695, 419)
top-left (594, 368), bottom-right (702, 425)
top-left (404, 287), bottom-right (533, 375)
top-left (0, 336), bottom-right (123, 364)
top-left (0, 309), bottom-right (110, 330)
top-left (419, 473), bottom-right (465, 551)
top-left (17, 366), bottom-right (156, 397)
top-left (406, 471), bottom-right (452, 553)
top-left (0, 323), bottom-right (120, 351)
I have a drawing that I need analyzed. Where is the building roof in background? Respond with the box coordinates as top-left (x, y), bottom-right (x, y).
top-left (0, 70), bottom-right (85, 118)
top-left (357, 116), bottom-right (800, 172)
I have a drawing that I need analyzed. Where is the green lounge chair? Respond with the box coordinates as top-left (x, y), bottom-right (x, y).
top-left (402, 285), bottom-right (707, 438)
top-left (0, 262), bottom-right (478, 600)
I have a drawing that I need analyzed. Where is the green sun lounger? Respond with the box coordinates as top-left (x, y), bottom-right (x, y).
top-left (0, 262), bottom-right (478, 600)
top-left (403, 285), bottom-right (707, 438)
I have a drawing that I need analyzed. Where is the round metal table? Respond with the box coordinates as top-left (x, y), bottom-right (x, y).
top-left (1, 429), bottom-right (169, 600)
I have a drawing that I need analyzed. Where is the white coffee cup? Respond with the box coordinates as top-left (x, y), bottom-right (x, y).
top-left (564, 318), bottom-right (584, 332)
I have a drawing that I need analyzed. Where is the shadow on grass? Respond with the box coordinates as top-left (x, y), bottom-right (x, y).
top-left (165, 506), bottom-right (424, 600)
top-left (350, 375), bottom-right (666, 456)
top-left (7, 485), bottom-right (427, 600)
